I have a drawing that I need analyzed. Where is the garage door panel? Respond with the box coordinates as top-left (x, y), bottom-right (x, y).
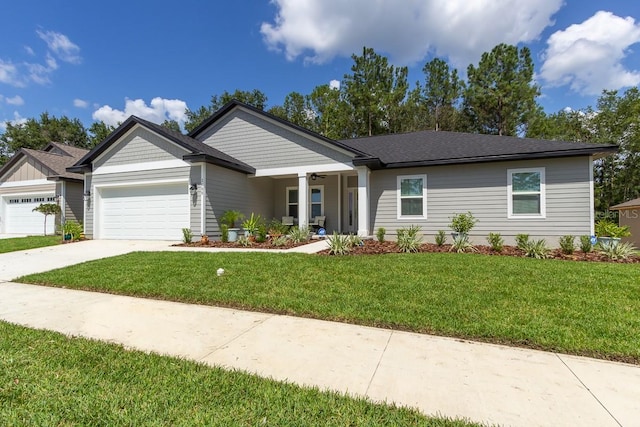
top-left (4, 194), bottom-right (56, 235)
top-left (99, 184), bottom-right (189, 240)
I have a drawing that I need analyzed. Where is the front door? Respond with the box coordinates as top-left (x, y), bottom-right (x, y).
top-left (347, 188), bottom-right (358, 234)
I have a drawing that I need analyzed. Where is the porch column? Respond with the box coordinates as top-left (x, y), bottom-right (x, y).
top-left (357, 166), bottom-right (370, 237)
top-left (298, 173), bottom-right (309, 229)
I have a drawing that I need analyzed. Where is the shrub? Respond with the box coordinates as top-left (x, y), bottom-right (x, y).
top-left (61, 220), bottom-right (83, 241)
top-left (220, 210), bottom-right (244, 228)
top-left (237, 235), bottom-right (252, 247)
top-left (523, 239), bottom-right (549, 259)
top-left (289, 226), bottom-right (310, 244)
top-left (434, 230), bottom-right (446, 246)
top-left (255, 225), bottom-right (268, 243)
top-left (579, 235), bottom-right (593, 253)
top-left (396, 225), bottom-right (422, 253)
top-left (271, 235), bottom-right (289, 247)
top-left (449, 211), bottom-right (478, 234)
top-left (515, 234), bottom-right (530, 250)
top-left (595, 219), bottom-right (631, 238)
top-left (181, 228), bottom-right (193, 243)
top-left (348, 234), bottom-right (364, 247)
top-left (598, 240), bottom-right (636, 260)
top-left (487, 232), bottom-right (503, 252)
top-left (267, 219), bottom-right (290, 237)
top-left (450, 234), bottom-right (476, 253)
top-left (220, 224), bottom-right (229, 243)
top-left (327, 232), bottom-right (352, 255)
top-left (242, 213), bottom-right (264, 237)
top-left (376, 227), bottom-right (386, 243)
top-left (558, 235), bottom-right (575, 255)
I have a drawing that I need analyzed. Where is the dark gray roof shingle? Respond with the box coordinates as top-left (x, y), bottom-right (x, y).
top-left (341, 130), bottom-right (618, 168)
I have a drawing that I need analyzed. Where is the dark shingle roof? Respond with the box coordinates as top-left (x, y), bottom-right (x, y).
top-left (69, 116), bottom-right (255, 174)
top-left (342, 130), bottom-right (618, 169)
top-left (0, 142), bottom-right (88, 182)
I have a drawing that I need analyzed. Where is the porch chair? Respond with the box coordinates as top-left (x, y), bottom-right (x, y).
top-left (282, 216), bottom-right (294, 226)
top-left (310, 216), bottom-right (326, 231)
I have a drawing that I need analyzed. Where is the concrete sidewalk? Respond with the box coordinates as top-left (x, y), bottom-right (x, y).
top-left (0, 281), bottom-right (638, 426)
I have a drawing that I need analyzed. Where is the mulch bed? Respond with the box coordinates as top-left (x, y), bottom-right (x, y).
top-left (318, 240), bottom-right (640, 263)
top-left (174, 239), bottom-right (309, 250)
top-left (174, 238), bottom-right (639, 263)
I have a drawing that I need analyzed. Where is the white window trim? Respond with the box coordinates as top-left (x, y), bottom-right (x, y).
top-left (507, 167), bottom-right (546, 219)
top-left (397, 174), bottom-right (427, 219)
top-left (286, 185), bottom-right (325, 219)
top-left (309, 185), bottom-right (325, 218)
top-left (286, 186), bottom-right (298, 217)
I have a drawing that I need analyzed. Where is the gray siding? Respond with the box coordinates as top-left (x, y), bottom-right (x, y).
top-left (369, 157), bottom-right (593, 246)
top-left (205, 164), bottom-right (274, 239)
top-left (2, 157), bottom-right (50, 182)
top-left (85, 167), bottom-right (191, 238)
top-left (95, 127), bottom-right (189, 168)
top-left (64, 181), bottom-right (84, 223)
top-left (198, 109), bottom-right (354, 170)
top-left (0, 182), bottom-right (55, 196)
top-left (189, 165), bottom-right (203, 236)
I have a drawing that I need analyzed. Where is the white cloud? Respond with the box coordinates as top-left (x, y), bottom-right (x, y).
top-left (329, 79), bottom-right (340, 90)
top-left (92, 97), bottom-right (189, 128)
top-left (6, 95), bottom-right (24, 106)
top-left (36, 30), bottom-right (82, 64)
top-left (261, 0), bottom-right (563, 67)
top-left (0, 30), bottom-right (79, 88)
top-left (74, 98), bottom-right (89, 108)
top-left (540, 11), bottom-right (640, 95)
top-left (0, 111), bottom-right (27, 133)
top-left (0, 60), bottom-right (24, 87)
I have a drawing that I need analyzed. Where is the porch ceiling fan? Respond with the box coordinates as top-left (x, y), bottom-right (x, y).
top-left (310, 173), bottom-right (326, 181)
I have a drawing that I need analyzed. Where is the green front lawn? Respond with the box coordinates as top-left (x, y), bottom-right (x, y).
top-left (0, 235), bottom-right (60, 254)
top-left (20, 251), bottom-right (640, 363)
top-left (0, 321), bottom-right (474, 426)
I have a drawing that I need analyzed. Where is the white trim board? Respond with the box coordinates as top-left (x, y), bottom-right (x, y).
top-left (254, 163), bottom-right (354, 178)
top-left (93, 159), bottom-right (190, 175)
top-left (0, 179), bottom-right (51, 188)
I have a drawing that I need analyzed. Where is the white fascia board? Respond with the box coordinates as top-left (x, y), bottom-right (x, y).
top-left (93, 124), bottom-right (190, 167)
top-left (0, 179), bottom-right (52, 188)
top-left (93, 159), bottom-right (190, 176)
top-left (253, 163), bottom-right (355, 178)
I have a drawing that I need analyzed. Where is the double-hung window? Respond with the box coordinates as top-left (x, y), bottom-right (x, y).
top-left (397, 175), bottom-right (427, 219)
top-left (285, 186), bottom-right (324, 219)
top-left (286, 187), bottom-right (298, 218)
top-left (508, 168), bottom-right (545, 218)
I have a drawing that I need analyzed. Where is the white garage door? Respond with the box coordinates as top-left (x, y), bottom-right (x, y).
top-left (99, 183), bottom-right (189, 240)
top-left (4, 194), bottom-right (56, 235)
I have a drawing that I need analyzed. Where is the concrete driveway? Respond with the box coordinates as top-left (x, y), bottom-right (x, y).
top-left (0, 239), bottom-right (174, 281)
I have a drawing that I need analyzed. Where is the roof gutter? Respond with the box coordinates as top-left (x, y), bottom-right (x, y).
top-left (182, 154), bottom-right (255, 174)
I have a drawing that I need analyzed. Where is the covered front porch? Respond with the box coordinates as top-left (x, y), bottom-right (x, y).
top-left (258, 167), bottom-right (371, 237)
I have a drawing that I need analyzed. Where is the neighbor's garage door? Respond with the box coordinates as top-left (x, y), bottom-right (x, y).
top-left (4, 194), bottom-right (56, 235)
top-left (99, 183), bottom-right (189, 240)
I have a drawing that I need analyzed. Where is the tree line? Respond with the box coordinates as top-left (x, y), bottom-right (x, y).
top-left (1, 44), bottom-right (638, 212)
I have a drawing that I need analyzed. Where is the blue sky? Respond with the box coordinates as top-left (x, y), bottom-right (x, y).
top-left (1, 0), bottom-right (640, 133)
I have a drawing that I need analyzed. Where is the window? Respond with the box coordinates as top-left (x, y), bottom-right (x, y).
top-left (285, 186), bottom-right (324, 219)
top-left (397, 175), bottom-right (427, 218)
top-left (310, 186), bottom-right (323, 218)
top-left (508, 168), bottom-right (545, 218)
top-left (286, 187), bottom-right (298, 218)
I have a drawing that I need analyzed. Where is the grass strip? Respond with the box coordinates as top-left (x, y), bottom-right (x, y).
top-left (0, 321), bottom-right (476, 426)
top-left (20, 251), bottom-right (640, 363)
top-left (0, 235), bottom-right (60, 254)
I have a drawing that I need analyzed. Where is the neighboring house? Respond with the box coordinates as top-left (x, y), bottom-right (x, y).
top-left (68, 100), bottom-right (617, 244)
top-left (0, 142), bottom-right (88, 234)
top-left (610, 198), bottom-right (640, 247)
